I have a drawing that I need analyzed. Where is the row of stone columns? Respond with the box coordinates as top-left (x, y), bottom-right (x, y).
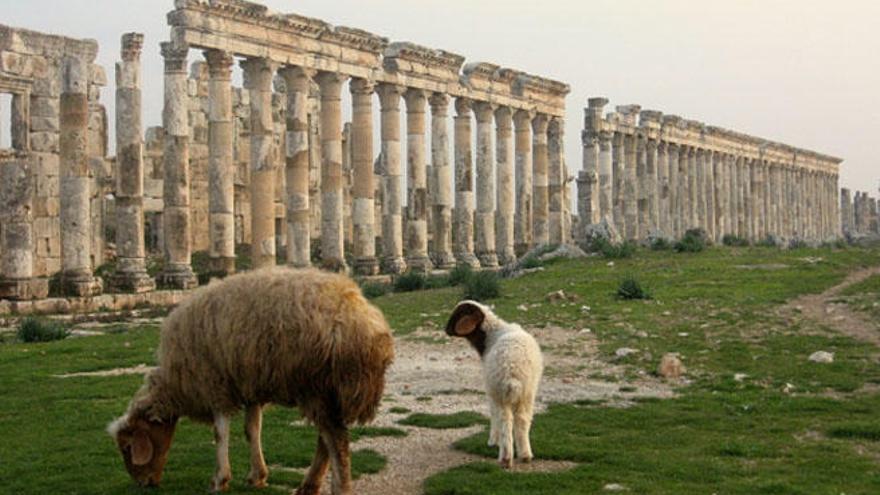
top-left (145, 44), bottom-right (567, 286)
top-left (580, 100), bottom-right (841, 245)
top-left (844, 189), bottom-right (880, 237)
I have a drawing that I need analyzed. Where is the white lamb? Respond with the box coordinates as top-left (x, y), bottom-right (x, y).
top-left (445, 300), bottom-right (544, 468)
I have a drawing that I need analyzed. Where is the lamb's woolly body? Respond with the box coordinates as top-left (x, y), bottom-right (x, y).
top-left (130, 267), bottom-right (393, 426)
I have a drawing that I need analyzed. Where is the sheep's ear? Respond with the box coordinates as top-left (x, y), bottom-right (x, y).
top-left (131, 429), bottom-right (154, 466)
top-left (446, 302), bottom-right (485, 337)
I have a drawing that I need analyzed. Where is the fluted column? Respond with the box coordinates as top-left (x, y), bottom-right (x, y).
top-left (532, 114), bottom-right (550, 246)
top-left (514, 110), bottom-right (534, 253)
top-left (112, 34), bottom-right (155, 292)
top-left (430, 93), bottom-right (455, 269)
top-left (495, 106), bottom-right (516, 265)
top-left (612, 132), bottom-right (626, 236)
top-left (279, 67), bottom-right (313, 268)
top-left (473, 102), bottom-right (498, 267)
top-left (314, 71), bottom-right (349, 271)
top-left (624, 134), bottom-right (639, 240)
top-left (378, 84), bottom-right (407, 273)
top-left (348, 78), bottom-right (379, 274)
top-left (203, 49), bottom-right (236, 276)
top-left (158, 43), bottom-right (197, 289)
top-left (548, 117), bottom-right (567, 245)
top-left (401, 88), bottom-right (432, 272)
top-left (454, 97), bottom-right (479, 267)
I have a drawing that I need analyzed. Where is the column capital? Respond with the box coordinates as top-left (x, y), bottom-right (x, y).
top-left (404, 87), bottom-right (428, 108)
top-left (241, 58), bottom-right (279, 90)
top-left (454, 97), bottom-right (472, 116)
top-left (160, 42), bottom-right (189, 72)
top-left (513, 109), bottom-right (535, 128)
top-left (473, 101), bottom-right (496, 122)
top-left (494, 105), bottom-right (513, 122)
top-left (350, 77), bottom-right (376, 96)
top-left (121, 33), bottom-right (144, 62)
top-left (203, 49), bottom-right (234, 79)
top-left (548, 116), bottom-right (564, 135)
top-left (314, 70), bottom-right (349, 90)
top-left (429, 92), bottom-right (450, 113)
top-left (279, 66), bottom-right (315, 92)
top-left (532, 113), bottom-right (550, 133)
top-left (377, 83), bottom-right (405, 109)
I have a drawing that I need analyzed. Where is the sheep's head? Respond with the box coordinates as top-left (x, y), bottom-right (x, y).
top-left (445, 300), bottom-right (493, 356)
top-left (108, 413), bottom-right (178, 488)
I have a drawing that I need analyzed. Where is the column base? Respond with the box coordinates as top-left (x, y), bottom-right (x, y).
top-left (497, 249), bottom-right (518, 267)
top-left (406, 256), bottom-right (434, 274)
top-left (477, 252), bottom-right (499, 269)
top-left (210, 256), bottom-right (237, 277)
top-left (455, 253), bottom-right (481, 269)
top-left (62, 272), bottom-right (104, 298)
top-left (158, 265), bottom-right (199, 290)
top-left (353, 257), bottom-right (380, 276)
top-left (381, 256), bottom-right (407, 275)
top-left (110, 271), bottom-right (157, 294)
top-left (319, 257), bottom-right (349, 274)
top-left (430, 252), bottom-right (457, 271)
top-left (0, 278), bottom-right (49, 301)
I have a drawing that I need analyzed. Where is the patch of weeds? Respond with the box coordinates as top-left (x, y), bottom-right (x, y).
top-left (828, 423), bottom-right (880, 441)
top-left (463, 271), bottom-right (501, 301)
top-left (360, 282), bottom-right (390, 299)
top-left (448, 264), bottom-right (474, 286)
top-left (351, 449), bottom-right (387, 478)
top-left (789, 238), bottom-right (809, 250)
top-left (17, 317), bottom-right (69, 343)
top-left (394, 272), bottom-right (427, 292)
top-left (651, 238), bottom-right (673, 251)
top-left (416, 396), bottom-right (433, 402)
top-left (520, 256), bottom-right (544, 269)
top-left (756, 235), bottom-right (779, 248)
top-left (426, 275), bottom-right (452, 290)
top-left (617, 275), bottom-right (651, 300)
top-left (389, 407), bottom-right (411, 414)
top-left (351, 426), bottom-right (408, 439)
top-left (722, 235), bottom-right (750, 247)
top-left (592, 237), bottom-right (637, 259)
top-left (675, 229), bottom-right (708, 253)
top-left (399, 411), bottom-right (488, 429)
top-left (93, 260), bottom-right (117, 280)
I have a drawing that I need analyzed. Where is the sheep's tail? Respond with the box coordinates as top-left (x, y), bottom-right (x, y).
top-left (502, 379), bottom-right (524, 404)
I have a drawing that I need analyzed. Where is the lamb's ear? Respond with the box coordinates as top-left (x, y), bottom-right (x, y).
top-left (131, 429), bottom-right (154, 466)
top-left (446, 302), bottom-right (485, 337)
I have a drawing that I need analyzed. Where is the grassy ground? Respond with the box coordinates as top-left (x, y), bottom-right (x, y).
top-left (1, 246), bottom-right (879, 494)
top-left (838, 274), bottom-right (880, 322)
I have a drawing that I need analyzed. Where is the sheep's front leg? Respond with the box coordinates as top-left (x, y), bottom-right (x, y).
top-left (245, 404), bottom-right (269, 488)
top-left (497, 403), bottom-right (514, 469)
top-left (295, 435), bottom-right (329, 495)
top-left (487, 400), bottom-right (499, 447)
top-left (514, 400), bottom-right (535, 463)
top-left (212, 414), bottom-right (232, 492)
top-left (319, 424), bottom-right (353, 495)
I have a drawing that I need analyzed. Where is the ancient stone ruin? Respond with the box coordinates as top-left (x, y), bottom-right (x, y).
top-left (0, 0), bottom-right (874, 311)
top-left (578, 98), bottom-right (843, 246)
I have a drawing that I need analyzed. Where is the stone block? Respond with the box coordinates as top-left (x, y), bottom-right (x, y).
top-left (89, 64), bottom-right (107, 86)
top-left (33, 197), bottom-right (60, 217)
top-left (29, 131), bottom-right (59, 153)
top-left (30, 96), bottom-right (60, 119)
top-left (30, 116), bottom-right (60, 133)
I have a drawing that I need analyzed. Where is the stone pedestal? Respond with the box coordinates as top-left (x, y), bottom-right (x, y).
top-left (60, 54), bottom-right (103, 297)
top-left (404, 88), bottom-right (432, 272)
top-left (351, 78), bottom-right (379, 275)
top-left (474, 102), bottom-right (498, 267)
top-left (495, 106), bottom-right (516, 265)
top-left (205, 49), bottom-right (236, 276)
top-left (280, 67), bottom-right (313, 269)
top-left (513, 110), bottom-right (534, 254)
top-left (378, 84), bottom-right (407, 273)
top-left (429, 93), bottom-right (455, 270)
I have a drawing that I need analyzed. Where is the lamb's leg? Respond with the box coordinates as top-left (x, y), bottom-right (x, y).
top-left (513, 399), bottom-right (535, 463)
top-left (295, 436), bottom-right (330, 495)
top-left (488, 400), bottom-right (499, 447)
top-left (245, 404), bottom-right (269, 488)
top-left (319, 423), bottom-right (353, 495)
top-left (212, 414), bottom-right (232, 492)
top-left (497, 403), bottom-right (514, 469)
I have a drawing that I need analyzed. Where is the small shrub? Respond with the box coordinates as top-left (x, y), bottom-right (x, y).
top-left (789, 238), bottom-right (809, 250)
top-left (756, 235), bottom-right (779, 248)
top-left (360, 283), bottom-right (389, 299)
top-left (394, 272), bottom-right (427, 293)
top-left (447, 264), bottom-right (474, 286)
top-left (519, 256), bottom-right (544, 269)
top-left (828, 423), bottom-right (880, 442)
top-left (675, 229), bottom-right (707, 253)
top-left (617, 275), bottom-right (651, 300)
top-left (650, 238), bottom-right (672, 251)
top-left (17, 317), bottom-right (69, 343)
top-left (463, 271), bottom-right (501, 301)
top-left (722, 235), bottom-right (750, 247)
top-left (592, 237), bottom-right (637, 259)
top-left (425, 275), bottom-right (452, 290)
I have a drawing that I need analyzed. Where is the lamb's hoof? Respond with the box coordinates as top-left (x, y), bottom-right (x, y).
top-left (498, 458), bottom-right (513, 469)
top-left (519, 455), bottom-right (534, 464)
top-left (295, 484), bottom-right (320, 495)
top-left (210, 477), bottom-right (231, 492)
top-left (247, 476), bottom-right (268, 489)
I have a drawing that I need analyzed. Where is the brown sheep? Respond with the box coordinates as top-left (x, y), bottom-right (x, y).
top-left (108, 267), bottom-right (395, 495)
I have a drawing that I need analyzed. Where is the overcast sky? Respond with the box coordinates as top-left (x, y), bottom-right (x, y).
top-left (2, 0), bottom-right (877, 194)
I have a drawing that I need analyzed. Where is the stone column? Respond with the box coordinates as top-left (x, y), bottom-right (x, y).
top-left (315, 71), bottom-right (349, 271)
top-left (636, 135), bottom-right (649, 239)
top-left (111, 33), bottom-right (155, 292)
top-left (279, 67), bottom-right (313, 268)
top-left (753, 159), bottom-right (764, 240)
top-left (430, 93), bottom-right (455, 269)
top-left (624, 134), bottom-right (639, 240)
top-left (60, 54), bottom-right (103, 296)
top-left (514, 110), bottom-right (534, 254)
top-left (841, 188), bottom-right (853, 235)
top-left (743, 159), bottom-right (752, 241)
top-left (712, 152), bottom-right (725, 241)
top-left (667, 143), bottom-right (680, 238)
top-left (693, 149), bottom-right (705, 234)
top-left (378, 84), bottom-right (407, 273)
top-left (403, 88), bottom-right (432, 272)
top-left (750, 160), bottom-right (761, 241)
top-left (598, 131), bottom-right (614, 226)
top-left (454, 97), bottom-right (479, 267)
top-left (204, 49), bottom-right (236, 276)
top-left (579, 124), bottom-right (600, 232)
top-left (705, 151), bottom-right (717, 242)
top-left (548, 117), bottom-right (567, 245)
top-left (495, 106), bottom-right (516, 265)
top-left (532, 114), bottom-right (551, 246)
top-left (685, 147), bottom-right (697, 231)
top-left (647, 138), bottom-right (660, 235)
top-left (612, 132), bottom-right (626, 237)
top-left (0, 157), bottom-right (48, 300)
top-left (242, 58), bottom-right (280, 270)
top-left (473, 102), bottom-right (498, 267)
top-left (349, 78), bottom-right (379, 275)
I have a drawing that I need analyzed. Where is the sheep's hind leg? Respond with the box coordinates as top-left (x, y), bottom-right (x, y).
top-left (487, 400), bottom-right (499, 447)
top-left (497, 404), bottom-right (514, 469)
top-left (513, 400), bottom-right (535, 463)
top-left (319, 423), bottom-right (353, 495)
top-left (212, 414), bottom-right (232, 492)
top-left (245, 404), bottom-right (269, 488)
top-left (295, 435), bottom-right (330, 495)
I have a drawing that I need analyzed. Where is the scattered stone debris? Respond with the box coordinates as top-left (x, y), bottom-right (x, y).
top-left (783, 383), bottom-right (796, 394)
top-left (538, 244), bottom-right (589, 262)
top-left (615, 347), bottom-right (639, 358)
top-left (808, 351), bottom-right (834, 364)
top-left (546, 290), bottom-right (579, 304)
top-left (734, 373), bottom-right (748, 382)
top-left (657, 353), bottom-right (685, 379)
top-left (603, 483), bottom-right (628, 492)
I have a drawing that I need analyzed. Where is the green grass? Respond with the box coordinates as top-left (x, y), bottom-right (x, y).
top-left (838, 274), bottom-right (880, 322)
top-left (399, 412), bottom-right (488, 429)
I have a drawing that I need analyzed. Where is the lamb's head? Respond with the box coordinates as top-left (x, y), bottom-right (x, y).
top-left (107, 411), bottom-right (178, 487)
top-left (445, 300), bottom-right (503, 356)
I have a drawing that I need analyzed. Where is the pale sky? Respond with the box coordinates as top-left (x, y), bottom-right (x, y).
top-left (2, 0), bottom-right (877, 195)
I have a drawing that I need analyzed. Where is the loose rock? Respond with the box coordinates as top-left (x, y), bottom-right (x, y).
top-left (808, 351), bottom-right (834, 364)
top-left (657, 353), bottom-right (685, 379)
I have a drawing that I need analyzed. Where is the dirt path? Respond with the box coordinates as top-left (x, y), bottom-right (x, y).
top-left (784, 265), bottom-right (880, 347)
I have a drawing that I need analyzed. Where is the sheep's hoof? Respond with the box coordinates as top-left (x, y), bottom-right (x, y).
top-left (295, 484), bottom-right (320, 495)
top-left (247, 476), bottom-right (268, 489)
top-left (519, 455), bottom-right (534, 464)
top-left (210, 478), bottom-right (231, 492)
top-left (498, 458), bottom-right (513, 469)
